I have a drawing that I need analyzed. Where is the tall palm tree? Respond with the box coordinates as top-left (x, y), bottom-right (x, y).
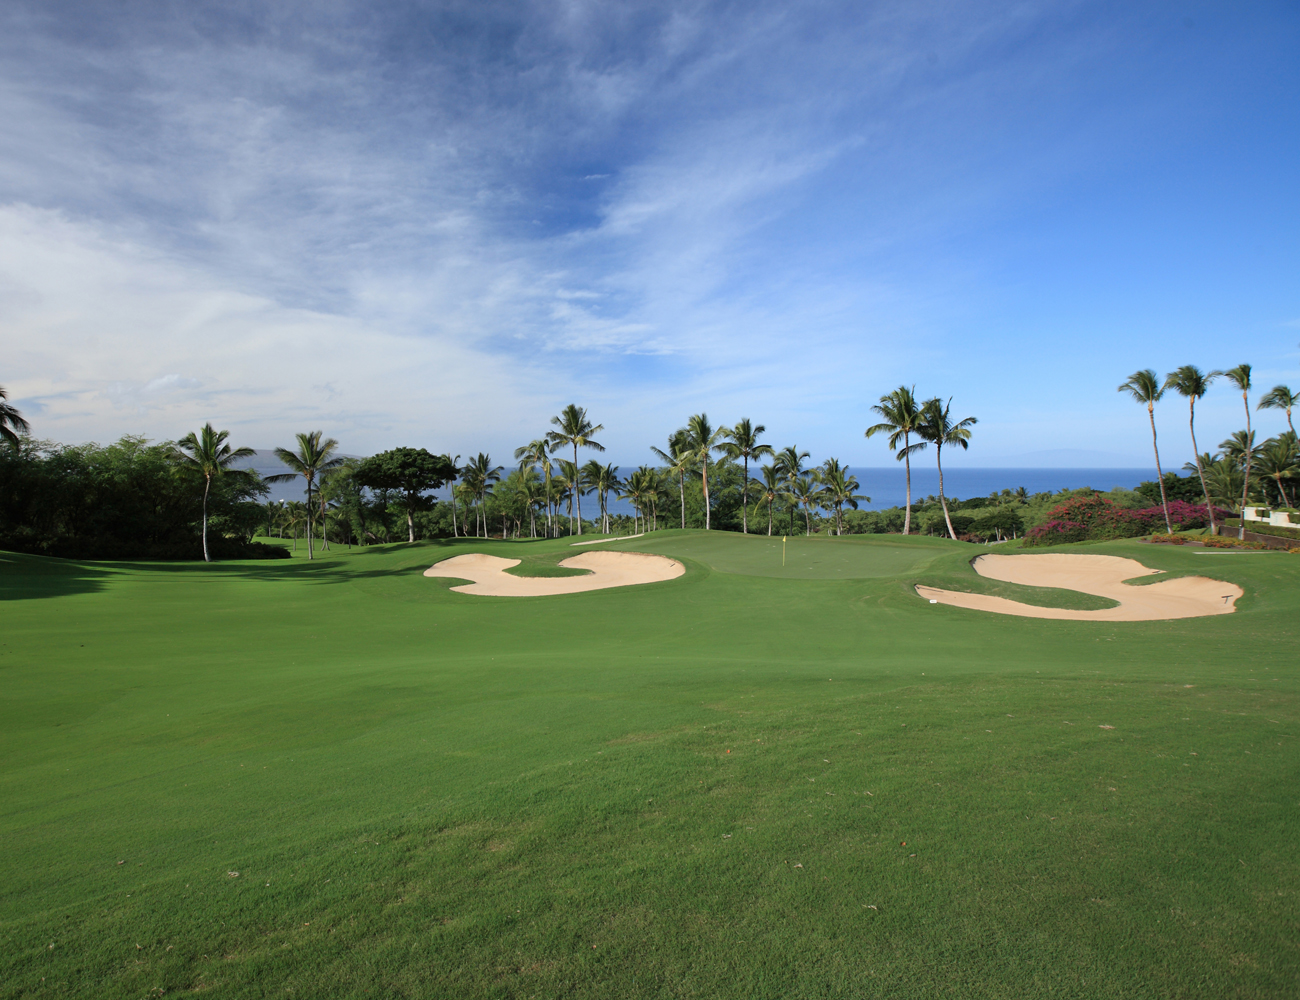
top-left (583, 461), bottom-right (620, 534)
top-left (719, 418), bottom-right (774, 534)
top-left (1117, 370), bottom-right (1172, 535)
top-left (816, 458), bottom-right (868, 535)
top-left (0, 386), bottom-right (30, 448)
top-left (461, 453), bottom-right (503, 537)
top-left (651, 429), bottom-right (695, 530)
top-left (446, 454), bottom-right (462, 537)
top-left (865, 386), bottom-right (925, 534)
top-left (1259, 384), bottom-right (1298, 436)
top-left (173, 423), bottom-right (256, 563)
top-left (546, 405), bottom-right (604, 536)
top-left (266, 431), bottom-right (343, 560)
top-left (514, 439), bottom-right (553, 536)
top-left (756, 463), bottom-right (782, 536)
top-left (773, 445), bottom-right (812, 535)
top-left (916, 398), bottom-right (977, 540)
top-left (1223, 364), bottom-right (1253, 537)
top-left (1164, 365), bottom-right (1222, 531)
top-left (684, 413), bottom-right (727, 530)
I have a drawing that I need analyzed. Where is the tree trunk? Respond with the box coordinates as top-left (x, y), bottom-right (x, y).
top-left (572, 444), bottom-right (582, 535)
top-left (741, 456), bottom-right (749, 533)
top-left (1189, 399), bottom-right (1215, 531)
top-left (702, 457), bottom-right (711, 530)
top-left (1239, 394), bottom-right (1252, 539)
top-left (767, 500), bottom-right (773, 535)
top-left (902, 434), bottom-right (912, 535)
top-left (1148, 403), bottom-right (1173, 533)
top-left (679, 472), bottom-right (686, 530)
top-left (201, 474), bottom-right (211, 562)
top-left (306, 479), bottom-right (314, 560)
top-left (937, 445), bottom-right (957, 540)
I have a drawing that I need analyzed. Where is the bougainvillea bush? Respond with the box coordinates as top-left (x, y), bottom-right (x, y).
top-left (1024, 495), bottom-right (1231, 546)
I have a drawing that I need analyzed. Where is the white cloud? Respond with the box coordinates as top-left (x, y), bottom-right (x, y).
top-left (0, 204), bottom-right (546, 451)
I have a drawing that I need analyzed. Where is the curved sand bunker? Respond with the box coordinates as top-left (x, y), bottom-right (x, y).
top-left (424, 550), bottom-right (684, 597)
top-left (915, 553), bottom-right (1242, 621)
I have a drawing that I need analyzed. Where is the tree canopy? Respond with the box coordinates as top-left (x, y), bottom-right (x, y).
top-left (354, 447), bottom-right (458, 542)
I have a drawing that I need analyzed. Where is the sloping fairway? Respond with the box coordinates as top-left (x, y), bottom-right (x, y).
top-left (1, 534), bottom-right (1298, 998)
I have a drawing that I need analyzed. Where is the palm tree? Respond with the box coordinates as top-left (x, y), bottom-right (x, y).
top-left (1223, 364), bottom-right (1254, 536)
top-left (783, 474), bottom-right (823, 536)
top-left (773, 445), bottom-right (812, 535)
top-left (916, 398), bottom-right (977, 540)
top-left (452, 482), bottom-right (476, 538)
top-left (756, 464), bottom-right (782, 536)
top-left (514, 439), bottom-right (553, 537)
top-left (172, 423), bottom-right (256, 562)
top-left (683, 413), bottom-right (727, 530)
top-left (546, 405), bottom-right (604, 536)
top-left (719, 418), bottom-right (774, 534)
top-left (445, 454), bottom-right (462, 537)
top-left (461, 453), bottom-right (503, 537)
top-left (1193, 453), bottom-right (1246, 510)
top-left (1259, 384), bottom-right (1298, 437)
top-left (1117, 371), bottom-right (1172, 535)
top-left (282, 501), bottom-right (309, 550)
top-left (265, 431), bottom-right (343, 560)
top-left (816, 458), bottom-right (868, 535)
top-left (509, 465), bottom-right (546, 537)
top-left (1163, 365), bottom-right (1222, 531)
top-left (315, 471), bottom-right (340, 550)
top-left (619, 467), bottom-right (654, 534)
top-left (865, 386), bottom-right (925, 534)
top-left (651, 429), bottom-right (695, 530)
top-left (583, 461), bottom-right (620, 534)
top-left (1253, 434), bottom-right (1298, 508)
top-left (773, 445), bottom-right (810, 482)
top-left (0, 386), bottom-right (30, 448)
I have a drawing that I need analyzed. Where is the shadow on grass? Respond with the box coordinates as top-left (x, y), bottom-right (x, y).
top-left (0, 551), bottom-right (118, 601)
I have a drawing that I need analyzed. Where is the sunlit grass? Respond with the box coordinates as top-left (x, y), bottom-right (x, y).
top-left (1, 533), bottom-right (1296, 998)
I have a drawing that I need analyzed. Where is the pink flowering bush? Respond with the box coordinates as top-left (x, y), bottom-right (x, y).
top-left (1024, 495), bottom-right (1230, 546)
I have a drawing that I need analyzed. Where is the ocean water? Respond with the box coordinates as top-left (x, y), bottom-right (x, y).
top-left (844, 467), bottom-right (1156, 511)
top-left (515, 467), bottom-right (1158, 519)
top-left (251, 455), bottom-right (1157, 518)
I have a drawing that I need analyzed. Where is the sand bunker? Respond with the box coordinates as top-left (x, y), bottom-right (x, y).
top-left (424, 550), bottom-right (684, 597)
top-left (915, 553), bottom-right (1241, 621)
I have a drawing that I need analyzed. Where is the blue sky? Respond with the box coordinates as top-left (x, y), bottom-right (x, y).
top-left (2, 0), bottom-right (1297, 467)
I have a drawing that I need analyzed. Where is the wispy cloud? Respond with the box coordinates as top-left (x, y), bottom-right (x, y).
top-left (1, 1), bottom-right (1296, 462)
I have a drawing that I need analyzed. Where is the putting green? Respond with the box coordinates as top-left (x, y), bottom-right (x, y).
top-left (2, 533), bottom-right (1297, 999)
top-left (599, 527), bottom-right (957, 578)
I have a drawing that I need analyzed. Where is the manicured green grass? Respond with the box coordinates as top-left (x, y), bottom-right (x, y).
top-left (1, 532), bottom-right (1297, 998)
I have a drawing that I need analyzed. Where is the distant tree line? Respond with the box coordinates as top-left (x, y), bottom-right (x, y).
top-left (0, 365), bottom-right (1294, 558)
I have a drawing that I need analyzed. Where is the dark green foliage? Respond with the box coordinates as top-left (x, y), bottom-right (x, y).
top-left (0, 437), bottom-right (282, 559)
top-left (354, 447), bottom-right (458, 541)
top-left (1221, 518), bottom-right (1300, 542)
top-left (1135, 472), bottom-right (1204, 504)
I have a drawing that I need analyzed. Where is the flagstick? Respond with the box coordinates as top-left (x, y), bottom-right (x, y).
top-left (782, 536), bottom-right (786, 567)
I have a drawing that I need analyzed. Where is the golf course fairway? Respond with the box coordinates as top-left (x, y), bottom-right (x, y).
top-left (2, 531), bottom-right (1297, 998)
